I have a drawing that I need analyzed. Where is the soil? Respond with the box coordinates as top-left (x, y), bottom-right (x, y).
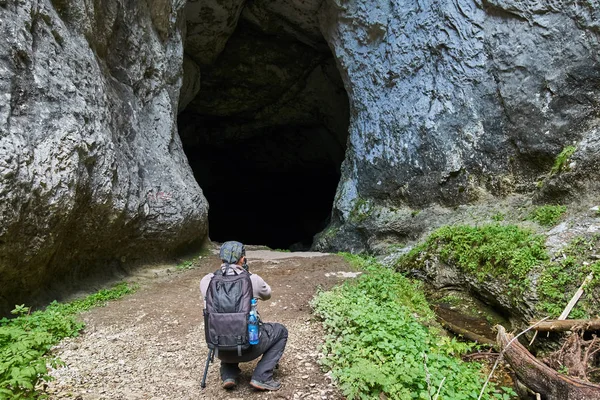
top-left (41, 246), bottom-right (361, 400)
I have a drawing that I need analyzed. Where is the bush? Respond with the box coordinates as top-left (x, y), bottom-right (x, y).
top-left (312, 256), bottom-right (512, 399)
top-left (0, 283), bottom-right (135, 399)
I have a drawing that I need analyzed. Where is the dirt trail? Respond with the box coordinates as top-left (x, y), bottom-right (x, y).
top-left (42, 248), bottom-right (359, 400)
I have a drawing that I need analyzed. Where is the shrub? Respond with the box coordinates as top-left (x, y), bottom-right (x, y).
top-left (312, 256), bottom-right (511, 399)
top-left (0, 283), bottom-right (135, 399)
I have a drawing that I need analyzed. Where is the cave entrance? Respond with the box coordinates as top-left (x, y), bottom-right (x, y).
top-left (177, 17), bottom-right (349, 250)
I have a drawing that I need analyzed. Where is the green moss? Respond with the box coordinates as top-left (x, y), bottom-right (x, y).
top-left (321, 225), bottom-right (340, 240)
top-left (400, 224), bottom-right (547, 284)
top-left (527, 205), bottom-right (567, 227)
top-left (399, 225), bottom-right (600, 319)
top-left (550, 145), bottom-right (576, 175)
top-left (349, 198), bottom-right (372, 223)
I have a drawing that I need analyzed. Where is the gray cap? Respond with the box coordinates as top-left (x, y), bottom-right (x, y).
top-left (219, 241), bottom-right (245, 264)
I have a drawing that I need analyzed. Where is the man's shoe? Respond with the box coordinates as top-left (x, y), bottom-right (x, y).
top-left (222, 378), bottom-right (237, 390)
top-left (250, 379), bottom-right (281, 391)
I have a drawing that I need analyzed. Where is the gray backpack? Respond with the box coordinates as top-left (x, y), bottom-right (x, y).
top-left (203, 265), bottom-right (253, 356)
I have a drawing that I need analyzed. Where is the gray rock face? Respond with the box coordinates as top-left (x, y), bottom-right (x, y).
top-left (315, 0), bottom-right (600, 251)
top-left (0, 0), bottom-right (208, 313)
top-left (184, 0), bottom-right (246, 65)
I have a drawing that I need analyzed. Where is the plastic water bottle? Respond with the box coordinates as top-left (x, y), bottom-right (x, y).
top-left (248, 298), bottom-right (259, 345)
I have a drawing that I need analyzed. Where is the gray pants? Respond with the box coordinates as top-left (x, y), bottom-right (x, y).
top-left (217, 322), bottom-right (288, 382)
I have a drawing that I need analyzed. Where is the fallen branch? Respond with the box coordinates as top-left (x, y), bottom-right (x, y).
top-left (530, 319), bottom-right (600, 332)
top-left (496, 325), bottom-right (600, 399)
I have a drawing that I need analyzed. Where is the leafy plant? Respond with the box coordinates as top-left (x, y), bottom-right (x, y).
top-left (0, 283), bottom-right (136, 399)
top-left (527, 205), bottom-right (567, 227)
top-left (312, 256), bottom-right (511, 399)
top-left (550, 145), bottom-right (576, 175)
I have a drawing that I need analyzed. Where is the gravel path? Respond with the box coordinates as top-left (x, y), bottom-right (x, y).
top-left (42, 249), bottom-right (358, 399)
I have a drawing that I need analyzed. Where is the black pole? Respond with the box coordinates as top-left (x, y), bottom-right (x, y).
top-left (200, 348), bottom-right (214, 389)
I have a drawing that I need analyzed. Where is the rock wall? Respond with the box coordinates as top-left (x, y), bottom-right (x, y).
top-left (0, 0), bottom-right (208, 313)
top-left (2, 0), bottom-right (599, 309)
top-left (315, 0), bottom-right (600, 252)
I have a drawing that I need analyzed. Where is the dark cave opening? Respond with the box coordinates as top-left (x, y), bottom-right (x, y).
top-left (178, 21), bottom-right (349, 250)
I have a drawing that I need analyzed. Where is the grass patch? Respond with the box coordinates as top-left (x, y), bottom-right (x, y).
top-left (0, 283), bottom-right (136, 399)
top-left (550, 145), bottom-right (576, 175)
top-left (527, 205), bottom-right (567, 227)
top-left (312, 256), bottom-right (514, 400)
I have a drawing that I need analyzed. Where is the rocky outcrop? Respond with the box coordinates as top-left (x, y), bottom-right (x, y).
top-left (2, 0), bottom-right (599, 311)
top-left (0, 0), bottom-right (208, 313)
top-left (315, 0), bottom-right (600, 252)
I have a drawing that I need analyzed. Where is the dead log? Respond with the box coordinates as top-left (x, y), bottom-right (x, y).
top-left (530, 319), bottom-right (600, 332)
top-left (496, 325), bottom-right (600, 400)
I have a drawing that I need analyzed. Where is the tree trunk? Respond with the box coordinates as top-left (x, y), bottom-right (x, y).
top-left (496, 325), bottom-right (600, 400)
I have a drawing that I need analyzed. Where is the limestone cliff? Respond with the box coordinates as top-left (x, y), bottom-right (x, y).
top-left (2, 0), bottom-right (600, 311)
top-left (0, 0), bottom-right (208, 313)
top-left (315, 0), bottom-right (600, 251)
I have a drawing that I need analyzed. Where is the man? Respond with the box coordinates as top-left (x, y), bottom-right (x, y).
top-left (200, 241), bottom-right (288, 391)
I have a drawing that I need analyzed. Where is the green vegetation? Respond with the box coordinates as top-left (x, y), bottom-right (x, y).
top-left (312, 255), bottom-right (514, 400)
top-left (527, 205), bottom-right (567, 227)
top-left (176, 259), bottom-right (195, 270)
top-left (550, 145), bottom-right (576, 175)
top-left (349, 198), bottom-right (373, 223)
top-left (0, 283), bottom-right (136, 399)
top-left (439, 294), bottom-right (464, 307)
top-left (400, 224), bottom-right (547, 288)
top-left (537, 235), bottom-right (600, 318)
top-left (397, 222), bottom-right (600, 319)
top-left (491, 212), bottom-right (505, 222)
top-left (175, 248), bottom-right (211, 270)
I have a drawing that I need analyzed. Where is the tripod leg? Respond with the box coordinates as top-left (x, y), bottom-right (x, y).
top-left (200, 348), bottom-right (214, 389)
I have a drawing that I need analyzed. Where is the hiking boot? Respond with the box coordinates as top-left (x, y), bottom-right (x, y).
top-left (222, 378), bottom-right (237, 390)
top-left (250, 379), bottom-right (281, 391)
